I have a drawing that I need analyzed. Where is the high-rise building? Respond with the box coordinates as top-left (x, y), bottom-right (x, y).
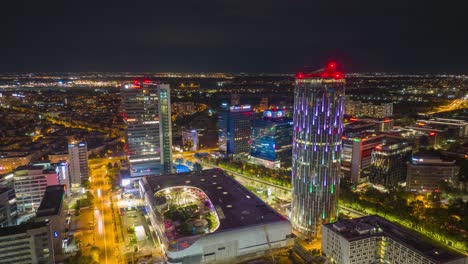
top-left (158, 84), bottom-right (173, 173)
top-left (35, 185), bottom-right (65, 259)
top-left (291, 61), bottom-right (345, 239)
top-left (0, 187), bottom-right (17, 227)
top-left (0, 221), bottom-right (54, 263)
top-left (121, 81), bottom-right (172, 175)
top-left (322, 215), bottom-right (467, 264)
top-left (406, 155), bottom-right (459, 193)
top-left (249, 109), bottom-right (293, 169)
top-left (13, 165), bottom-right (59, 213)
top-left (68, 141), bottom-right (89, 188)
top-left (218, 104), bottom-right (253, 155)
top-left (369, 139), bottom-right (412, 187)
top-left (342, 133), bottom-right (385, 183)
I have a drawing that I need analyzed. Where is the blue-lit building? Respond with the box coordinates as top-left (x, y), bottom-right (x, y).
top-left (249, 109), bottom-right (293, 169)
top-left (291, 61), bottom-right (345, 239)
top-left (218, 104), bottom-right (253, 155)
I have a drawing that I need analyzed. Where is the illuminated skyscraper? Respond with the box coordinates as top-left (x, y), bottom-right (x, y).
top-left (68, 141), bottom-right (88, 188)
top-left (291, 61), bottom-right (345, 239)
top-left (218, 104), bottom-right (253, 155)
top-left (121, 81), bottom-right (172, 175)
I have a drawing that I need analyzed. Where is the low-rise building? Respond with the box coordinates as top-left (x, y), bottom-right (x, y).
top-left (139, 169), bottom-right (293, 264)
top-left (322, 215), bottom-right (467, 264)
top-left (406, 156), bottom-right (459, 193)
top-left (0, 152), bottom-right (33, 174)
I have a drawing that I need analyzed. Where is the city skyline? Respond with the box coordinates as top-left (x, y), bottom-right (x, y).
top-left (0, 1), bottom-right (466, 73)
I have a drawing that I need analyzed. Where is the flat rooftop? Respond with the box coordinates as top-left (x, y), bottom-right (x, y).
top-left (141, 168), bottom-right (286, 232)
top-left (14, 165), bottom-right (44, 171)
top-left (0, 221), bottom-right (48, 237)
top-left (36, 185), bottom-right (65, 217)
top-left (325, 215), bottom-right (466, 263)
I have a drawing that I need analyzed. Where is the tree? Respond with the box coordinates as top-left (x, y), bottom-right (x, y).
top-left (65, 250), bottom-right (96, 264)
top-left (193, 162), bottom-right (203, 172)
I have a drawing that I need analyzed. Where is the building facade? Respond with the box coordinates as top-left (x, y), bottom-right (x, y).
top-left (121, 81), bottom-right (172, 175)
top-left (0, 222), bottom-right (54, 263)
top-left (406, 156), bottom-right (459, 193)
top-left (13, 165), bottom-right (59, 213)
top-left (322, 215), bottom-right (467, 264)
top-left (341, 134), bottom-right (384, 183)
top-left (218, 104), bottom-right (253, 155)
top-left (68, 141), bottom-right (89, 188)
top-left (35, 185), bottom-right (65, 261)
top-left (249, 109), bottom-right (293, 169)
top-left (369, 140), bottom-right (412, 187)
top-left (291, 61), bottom-right (345, 239)
top-left (0, 187), bottom-right (17, 227)
top-left (345, 100), bottom-right (393, 118)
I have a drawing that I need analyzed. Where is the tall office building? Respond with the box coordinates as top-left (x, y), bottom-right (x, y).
top-left (369, 139), bottom-right (412, 187)
top-left (341, 133), bottom-right (385, 183)
top-left (218, 104), bottom-right (253, 155)
top-left (291, 61), bottom-right (345, 239)
top-left (249, 109), bottom-right (293, 169)
top-left (121, 81), bottom-right (172, 175)
top-left (68, 141), bottom-right (89, 188)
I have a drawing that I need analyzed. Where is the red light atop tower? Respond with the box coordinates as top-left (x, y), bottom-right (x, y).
top-left (296, 72), bottom-right (304, 79)
top-left (333, 72), bottom-right (343, 80)
top-left (429, 132), bottom-right (436, 136)
top-left (327, 61), bottom-right (337, 69)
top-left (133, 80), bottom-right (139, 85)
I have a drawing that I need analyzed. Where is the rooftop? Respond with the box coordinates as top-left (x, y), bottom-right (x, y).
top-left (325, 215), bottom-right (466, 263)
top-left (36, 185), bottom-right (65, 217)
top-left (14, 165), bottom-right (44, 171)
top-left (141, 168), bottom-right (286, 232)
top-left (0, 221), bottom-right (48, 237)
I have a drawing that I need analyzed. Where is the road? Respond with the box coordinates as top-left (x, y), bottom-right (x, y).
top-left (426, 99), bottom-right (467, 114)
top-left (86, 158), bottom-right (123, 263)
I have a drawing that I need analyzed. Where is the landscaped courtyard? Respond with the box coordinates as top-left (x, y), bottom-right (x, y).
top-left (154, 186), bottom-right (220, 249)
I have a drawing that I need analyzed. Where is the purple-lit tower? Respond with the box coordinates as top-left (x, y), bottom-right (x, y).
top-left (291, 61), bottom-right (345, 239)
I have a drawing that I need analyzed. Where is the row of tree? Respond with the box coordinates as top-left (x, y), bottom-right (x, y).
top-left (202, 157), bottom-right (292, 187)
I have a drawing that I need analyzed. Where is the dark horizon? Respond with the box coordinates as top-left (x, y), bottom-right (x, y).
top-left (1, 0), bottom-right (466, 73)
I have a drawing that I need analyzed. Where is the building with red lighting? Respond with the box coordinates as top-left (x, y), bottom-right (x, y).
top-left (291, 61), bottom-right (345, 239)
top-left (368, 139), bottom-right (412, 187)
top-left (342, 133), bottom-right (386, 183)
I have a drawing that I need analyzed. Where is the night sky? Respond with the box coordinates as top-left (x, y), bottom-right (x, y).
top-left (0, 0), bottom-right (466, 73)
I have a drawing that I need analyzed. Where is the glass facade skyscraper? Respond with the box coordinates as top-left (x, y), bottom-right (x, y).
top-left (291, 61), bottom-right (345, 239)
top-left (249, 109), bottom-right (293, 169)
top-left (121, 81), bottom-right (172, 175)
top-left (218, 104), bottom-right (253, 155)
